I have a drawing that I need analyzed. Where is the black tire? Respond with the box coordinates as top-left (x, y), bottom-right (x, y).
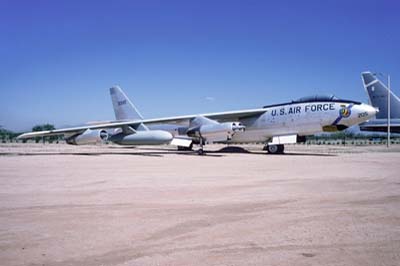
top-left (197, 149), bottom-right (205, 155)
top-left (266, 144), bottom-right (284, 154)
top-left (267, 145), bottom-right (279, 154)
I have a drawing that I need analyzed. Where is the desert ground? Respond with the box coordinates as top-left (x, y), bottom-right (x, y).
top-left (0, 143), bottom-right (400, 266)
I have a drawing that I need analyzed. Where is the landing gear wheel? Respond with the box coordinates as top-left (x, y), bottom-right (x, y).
top-left (197, 137), bottom-right (205, 155)
top-left (266, 144), bottom-right (284, 154)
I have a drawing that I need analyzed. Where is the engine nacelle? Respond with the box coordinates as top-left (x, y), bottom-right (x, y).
top-left (198, 122), bottom-right (245, 142)
top-left (66, 129), bottom-right (108, 145)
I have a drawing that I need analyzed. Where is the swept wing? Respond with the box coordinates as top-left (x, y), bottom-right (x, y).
top-left (17, 108), bottom-right (267, 139)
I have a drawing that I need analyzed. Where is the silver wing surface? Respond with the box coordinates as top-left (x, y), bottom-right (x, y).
top-left (17, 108), bottom-right (267, 139)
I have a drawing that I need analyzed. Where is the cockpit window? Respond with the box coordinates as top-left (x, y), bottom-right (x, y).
top-left (295, 94), bottom-right (338, 102)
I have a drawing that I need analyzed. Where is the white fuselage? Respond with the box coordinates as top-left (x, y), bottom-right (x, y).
top-left (215, 101), bottom-right (375, 143)
top-left (149, 101), bottom-right (377, 145)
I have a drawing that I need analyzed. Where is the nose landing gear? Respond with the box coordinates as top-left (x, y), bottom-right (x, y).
top-left (263, 144), bottom-right (285, 154)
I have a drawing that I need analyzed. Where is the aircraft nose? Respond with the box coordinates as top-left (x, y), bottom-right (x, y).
top-left (357, 104), bottom-right (378, 121)
top-left (366, 104), bottom-right (379, 118)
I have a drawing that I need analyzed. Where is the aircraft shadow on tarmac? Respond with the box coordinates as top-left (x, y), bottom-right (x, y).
top-left (134, 146), bottom-right (336, 157)
top-left (212, 146), bottom-right (336, 157)
top-left (0, 151), bottom-right (223, 158)
top-left (0, 146), bottom-right (336, 157)
top-left (113, 146), bottom-right (336, 157)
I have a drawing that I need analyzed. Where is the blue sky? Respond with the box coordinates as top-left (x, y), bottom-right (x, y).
top-left (1, 0), bottom-right (399, 131)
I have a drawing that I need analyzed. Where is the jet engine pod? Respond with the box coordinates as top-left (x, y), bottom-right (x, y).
top-left (66, 129), bottom-right (108, 145)
top-left (198, 122), bottom-right (245, 142)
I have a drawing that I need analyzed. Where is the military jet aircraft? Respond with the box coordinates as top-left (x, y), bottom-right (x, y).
top-left (18, 85), bottom-right (378, 154)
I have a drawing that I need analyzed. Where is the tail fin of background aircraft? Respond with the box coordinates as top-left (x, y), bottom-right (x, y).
top-left (110, 86), bottom-right (144, 121)
top-left (361, 71), bottom-right (400, 119)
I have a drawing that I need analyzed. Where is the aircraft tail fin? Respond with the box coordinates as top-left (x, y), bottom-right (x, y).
top-left (361, 72), bottom-right (400, 119)
top-left (109, 86), bottom-right (144, 121)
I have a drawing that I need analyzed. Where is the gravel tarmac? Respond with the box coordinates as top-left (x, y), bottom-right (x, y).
top-left (0, 143), bottom-right (399, 266)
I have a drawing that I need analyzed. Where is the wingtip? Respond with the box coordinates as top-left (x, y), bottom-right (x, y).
top-left (16, 133), bottom-right (27, 140)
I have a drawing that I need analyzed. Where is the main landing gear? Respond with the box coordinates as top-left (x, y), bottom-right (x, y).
top-left (176, 138), bottom-right (204, 155)
top-left (263, 144), bottom-right (285, 154)
top-left (197, 137), bottom-right (205, 155)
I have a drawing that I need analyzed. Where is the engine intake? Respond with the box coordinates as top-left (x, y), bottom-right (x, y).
top-left (66, 129), bottom-right (108, 145)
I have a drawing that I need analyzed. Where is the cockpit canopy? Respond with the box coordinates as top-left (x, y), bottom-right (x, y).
top-left (295, 94), bottom-right (339, 102)
top-left (263, 94), bottom-right (361, 108)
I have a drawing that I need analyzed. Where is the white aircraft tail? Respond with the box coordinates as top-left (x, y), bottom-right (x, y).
top-left (109, 86), bottom-right (144, 121)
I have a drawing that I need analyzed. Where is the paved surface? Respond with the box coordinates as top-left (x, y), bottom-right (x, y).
top-left (0, 144), bottom-right (400, 266)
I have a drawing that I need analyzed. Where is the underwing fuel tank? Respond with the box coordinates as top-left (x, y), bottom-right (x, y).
top-left (109, 130), bottom-right (173, 145)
